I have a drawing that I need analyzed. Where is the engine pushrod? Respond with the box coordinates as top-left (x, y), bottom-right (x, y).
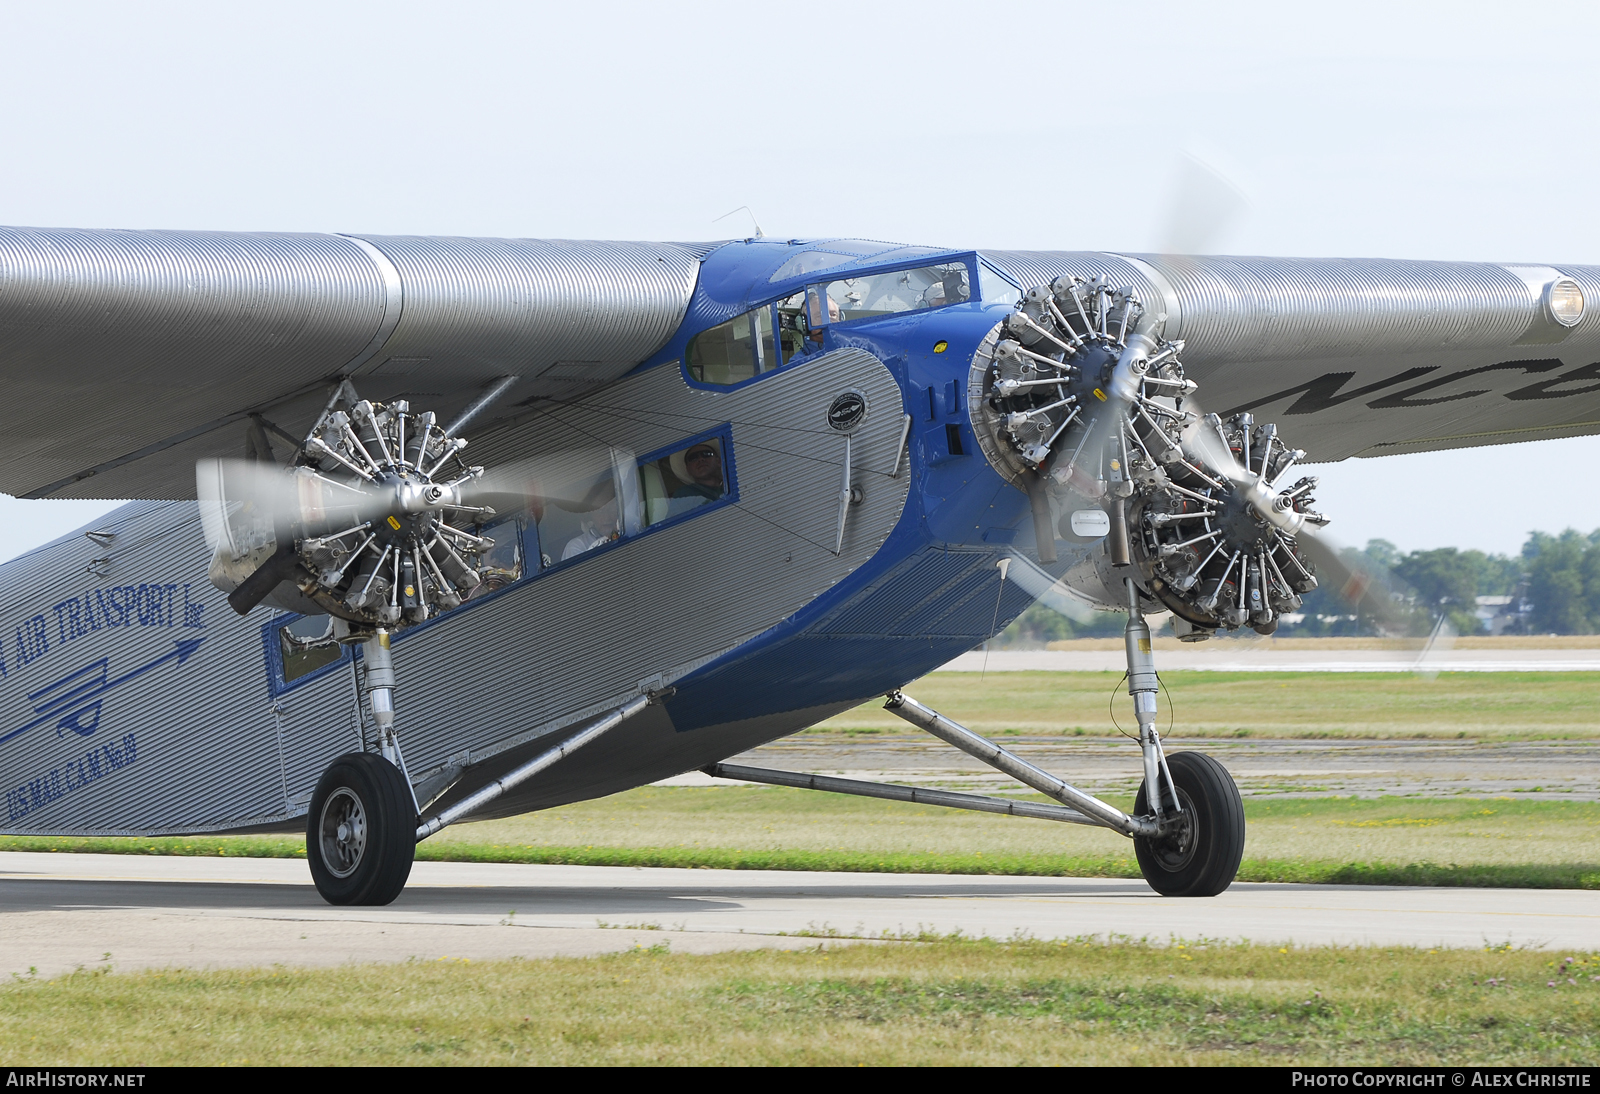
top-left (416, 693), bottom-right (650, 840)
top-left (882, 691), bottom-right (1155, 838)
top-left (701, 762), bottom-right (1099, 826)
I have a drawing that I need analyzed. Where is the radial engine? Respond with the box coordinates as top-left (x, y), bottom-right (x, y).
top-left (199, 389), bottom-right (496, 628)
top-left (968, 276), bottom-right (1331, 638)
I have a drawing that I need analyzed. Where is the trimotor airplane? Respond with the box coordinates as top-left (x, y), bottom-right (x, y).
top-left (0, 226), bottom-right (1593, 905)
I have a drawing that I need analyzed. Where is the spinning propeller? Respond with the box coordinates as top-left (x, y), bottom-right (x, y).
top-left (199, 391), bottom-right (620, 626)
top-left (1179, 407), bottom-right (1412, 635)
top-left (971, 155), bottom-right (1414, 640)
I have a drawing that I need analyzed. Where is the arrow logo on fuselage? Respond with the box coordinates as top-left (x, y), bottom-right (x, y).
top-left (0, 637), bottom-right (205, 747)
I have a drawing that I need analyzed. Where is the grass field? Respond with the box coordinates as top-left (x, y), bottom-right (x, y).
top-left (814, 670), bottom-right (1600, 739)
top-left (1044, 635), bottom-right (1600, 650)
top-left (6, 789), bottom-right (1596, 889)
top-left (3, 940), bottom-right (1596, 1065)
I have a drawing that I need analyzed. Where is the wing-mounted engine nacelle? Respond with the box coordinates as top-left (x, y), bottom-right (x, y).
top-left (969, 276), bottom-right (1330, 639)
top-left (199, 390), bottom-right (495, 627)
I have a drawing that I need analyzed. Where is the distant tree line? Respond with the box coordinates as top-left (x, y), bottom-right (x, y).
top-left (997, 528), bottom-right (1600, 644)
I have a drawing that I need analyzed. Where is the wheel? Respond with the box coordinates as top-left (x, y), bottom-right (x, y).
top-left (306, 751), bottom-right (416, 906)
top-left (1132, 751), bottom-right (1245, 897)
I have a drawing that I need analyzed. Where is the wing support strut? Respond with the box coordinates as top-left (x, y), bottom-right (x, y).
top-left (415, 692), bottom-right (654, 840)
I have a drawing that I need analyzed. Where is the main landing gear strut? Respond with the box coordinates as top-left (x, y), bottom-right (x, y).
top-left (306, 627), bottom-right (658, 906)
top-left (706, 581), bottom-right (1245, 896)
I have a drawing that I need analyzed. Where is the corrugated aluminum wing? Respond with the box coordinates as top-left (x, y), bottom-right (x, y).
top-left (0, 227), bottom-right (706, 500)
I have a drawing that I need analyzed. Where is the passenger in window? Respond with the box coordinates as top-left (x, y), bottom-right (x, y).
top-left (666, 439), bottom-right (725, 517)
top-left (561, 517), bottom-right (614, 560)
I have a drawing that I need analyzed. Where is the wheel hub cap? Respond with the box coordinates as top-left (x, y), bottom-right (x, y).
top-left (319, 787), bottom-right (368, 879)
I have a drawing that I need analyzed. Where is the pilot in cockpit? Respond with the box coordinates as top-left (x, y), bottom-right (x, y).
top-left (921, 269), bottom-right (969, 310)
top-left (808, 294), bottom-right (841, 347)
top-left (665, 439), bottom-right (725, 517)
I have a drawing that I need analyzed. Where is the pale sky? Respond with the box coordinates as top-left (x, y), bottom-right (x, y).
top-left (2, 0), bottom-right (1598, 559)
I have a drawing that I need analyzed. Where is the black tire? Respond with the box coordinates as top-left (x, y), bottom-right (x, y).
top-left (1133, 751), bottom-right (1245, 897)
top-left (306, 751), bottom-right (416, 906)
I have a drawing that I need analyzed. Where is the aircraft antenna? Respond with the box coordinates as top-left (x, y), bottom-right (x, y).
top-left (712, 206), bottom-right (764, 239)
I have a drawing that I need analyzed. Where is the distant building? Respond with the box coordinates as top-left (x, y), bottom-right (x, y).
top-left (1475, 593), bottom-right (1528, 635)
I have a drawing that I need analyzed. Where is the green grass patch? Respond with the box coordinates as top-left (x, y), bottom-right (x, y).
top-left (816, 670), bottom-right (1600, 739)
top-left (4, 940), bottom-right (1598, 1065)
top-left (0, 835), bottom-right (308, 858)
top-left (5, 790), bottom-right (1596, 889)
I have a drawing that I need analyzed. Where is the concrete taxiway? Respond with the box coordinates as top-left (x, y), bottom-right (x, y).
top-left (2, 851), bottom-right (1594, 977)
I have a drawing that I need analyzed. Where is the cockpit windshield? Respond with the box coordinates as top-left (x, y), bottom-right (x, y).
top-left (820, 262), bottom-right (971, 323)
top-left (688, 258), bottom-right (976, 388)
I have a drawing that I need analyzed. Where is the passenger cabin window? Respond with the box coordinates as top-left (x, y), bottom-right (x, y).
top-left (640, 435), bottom-right (732, 526)
top-left (529, 447), bottom-right (643, 566)
top-left (463, 516), bottom-right (525, 600)
top-left (821, 262), bottom-right (971, 323)
top-left (278, 615), bottom-right (344, 684)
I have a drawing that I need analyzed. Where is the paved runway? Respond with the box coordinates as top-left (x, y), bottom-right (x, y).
top-left (941, 649), bottom-right (1600, 672)
top-left (3, 851), bottom-right (1594, 976)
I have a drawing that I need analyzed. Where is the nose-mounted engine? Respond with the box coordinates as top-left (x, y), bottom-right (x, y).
top-left (969, 275), bottom-right (1329, 637)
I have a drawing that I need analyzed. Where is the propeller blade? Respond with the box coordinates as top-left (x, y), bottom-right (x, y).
top-left (1002, 549), bottom-right (1099, 625)
top-left (200, 441), bottom-right (640, 618)
top-left (1179, 395), bottom-right (1415, 634)
top-left (1415, 613), bottom-right (1459, 679)
top-left (1154, 151), bottom-right (1250, 257)
top-left (197, 458), bottom-right (301, 556)
top-left (1292, 531), bottom-right (1415, 637)
top-left (1180, 409), bottom-right (1246, 487)
top-left (464, 448), bottom-right (624, 516)
top-left (226, 542), bottom-right (301, 615)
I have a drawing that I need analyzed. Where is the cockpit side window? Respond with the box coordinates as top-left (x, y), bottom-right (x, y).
top-left (687, 306), bottom-right (778, 385)
top-left (775, 293), bottom-right (807, 359)
top-left (639, 430), bottom-right (735, 526)
top-left (979, 261), bottom-right (1021, 306)
top-left (686, 298), bottom-right (814, 389)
